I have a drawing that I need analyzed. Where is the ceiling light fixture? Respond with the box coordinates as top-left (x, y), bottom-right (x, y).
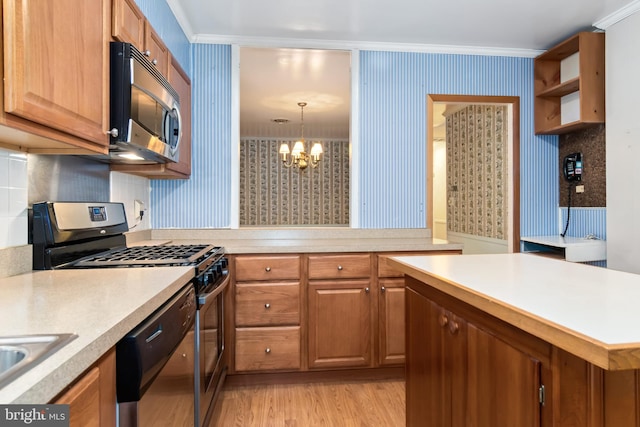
top-left (279, 102), bottom-right (323, 170)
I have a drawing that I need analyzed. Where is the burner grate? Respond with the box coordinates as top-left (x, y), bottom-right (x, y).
top-left (72, 244), bottom-right (221, 267)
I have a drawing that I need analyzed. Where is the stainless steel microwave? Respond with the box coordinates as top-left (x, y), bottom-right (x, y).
top-left (109, 42), bottom-right (181, 164)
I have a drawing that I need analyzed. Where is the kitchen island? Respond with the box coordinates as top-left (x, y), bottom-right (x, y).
top-left (388, 253), bottom-right (640, 427)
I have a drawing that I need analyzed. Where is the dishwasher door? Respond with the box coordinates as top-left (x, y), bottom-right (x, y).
top-left (118, 284), bottom-right (197, 427)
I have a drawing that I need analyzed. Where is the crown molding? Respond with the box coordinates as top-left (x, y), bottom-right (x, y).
top-left (192, 34), bottom-right (543, 58)
top-left (593, 0), bottom-right (640, 29)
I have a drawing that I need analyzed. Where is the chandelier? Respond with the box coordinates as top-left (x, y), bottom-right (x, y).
top-left (279, 102), bottom-right (323, 170)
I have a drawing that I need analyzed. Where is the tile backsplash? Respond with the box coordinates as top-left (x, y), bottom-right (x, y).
top-left (0, 148), bottom-right (28, 247)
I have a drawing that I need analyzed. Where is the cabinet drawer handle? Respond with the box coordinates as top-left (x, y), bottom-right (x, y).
top-left (106, 128), bottom-right (118, 138)
top-left (265, 303), bottom-right (271, 309)
top-left (381, 286), bottom-right (386, 293)
top-left (143, 50), bottom-right (151, 56)
top-left (265, 267), bottom-right (271, 272)
top-left (365, 287), bottom-right (370, 293)
top-left (337, 265), bottom-right (343, 270)
top-left (265, 348), bottom-right (271, 354)
top-left (152, 58), bottom-right (158, 65)
top-left (449, 322), bottom-right (459, 335)
top-left (439, 315), bottom-right (449, 327)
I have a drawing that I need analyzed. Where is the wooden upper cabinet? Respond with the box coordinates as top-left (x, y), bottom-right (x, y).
top-left (534, 32), bottom-right (605, 135)
top-left (144, 22), bottom-right (170, 77)
top-left (111, 0), bottom-right (145, 49)
top-left (3, 0), bottom-right (110, 150)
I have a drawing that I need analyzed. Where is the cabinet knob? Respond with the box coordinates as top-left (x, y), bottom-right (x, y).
top-left (265, 267), bottom-right (271, 272)
top-left (337, 265), bottom-right (343, 270)
top-left (143, 50), bottom-right (151, 56)
top-left (265, 348), bottom-right (271, 354)
top-left (152, 58), bottom-right (158, 65)
top-left (365, 287), bottom-right (370, 293)
top-left (439, 315), bottom-right (449, 327)
top-left (106, 128), bottom-right (119, 138)
top-left (265, 303), bottom-right (271, 309)
top-left (381, 286), bottom-right (386, 293)
top-left (449, 322), bottom-right (459, 335)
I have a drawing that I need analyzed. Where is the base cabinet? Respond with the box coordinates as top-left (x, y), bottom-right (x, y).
top-left (406, 280), bottom-right (542, 427)
top-left (308, 279), bottom-right (373, 369)
top-left (53, 348), bottom-right (116, 427)
top-left (406, 274), bottom-right (640, 427)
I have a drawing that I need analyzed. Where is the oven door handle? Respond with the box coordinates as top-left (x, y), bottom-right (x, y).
top-left (198, 274), bottom-right (230, 305)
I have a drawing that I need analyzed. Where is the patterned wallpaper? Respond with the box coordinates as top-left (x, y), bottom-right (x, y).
top-left (239, 138), bottom-right (349, 226)
top-left (446, 105), bottom-right (508, 239)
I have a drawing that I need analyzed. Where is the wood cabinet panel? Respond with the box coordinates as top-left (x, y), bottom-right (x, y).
top-left (54, 348), bottom-right (116, 427)
top-left (378, 279), bottom-right (405, 366)
top-left (378, 251), bottom-right (461, 277)
top-left (406, 278), bottom-right (542, 427)
top-left (235, 326), bottom-right (300, 372)
top-left (143, 22), bottom-right (169, 77)
top-left (111, 0), bottom-right (145, 48)
top-left (236, 282), bottom-right (300, 327)
top-left (3, 0), bottom-right (110, 148)
top-left (308, 280), bottom-right (372, 369)
top-left (308, 254), bottom-right (371, 279)
top-left (235, 255), bottom-right (300, 281)
top-left (466, 323), bottom-right (540, 427)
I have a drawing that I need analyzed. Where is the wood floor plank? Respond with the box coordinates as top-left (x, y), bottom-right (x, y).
top-left (209, 379), bottom-right (405, 427)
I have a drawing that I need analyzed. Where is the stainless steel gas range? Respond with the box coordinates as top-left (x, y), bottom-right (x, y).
top-left (30, 201), bottom-right (227, 427)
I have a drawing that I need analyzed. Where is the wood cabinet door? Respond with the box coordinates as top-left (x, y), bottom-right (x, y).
top-left (3, 0), bottom-right (110, 148)
top-left (144, 22), bottom-right (169, 77)
top-left (406, 288), bottom-right (448, 427)
top-left (111, 0), bottom-right (145, 48)
top-left (378, 279), bottom-right (405, 366)
top-left (308, 280), bottom-right (373, 369)
top-left (54, 349), bottom-right (116, 427)
top-left (465, 323), bottom-right (541, 427)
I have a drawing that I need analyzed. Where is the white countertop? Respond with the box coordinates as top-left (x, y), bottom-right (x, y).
top-left (0, 267), bottom-right (194, 403)
top-left (388, 253), bottom-right (640, 370)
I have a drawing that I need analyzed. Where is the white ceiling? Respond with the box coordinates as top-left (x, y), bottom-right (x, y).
top-left (169, 0), bottom-right (637, 138)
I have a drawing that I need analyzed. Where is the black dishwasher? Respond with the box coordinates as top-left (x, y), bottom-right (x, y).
top-left (117, 284), bottom-right (197, 427)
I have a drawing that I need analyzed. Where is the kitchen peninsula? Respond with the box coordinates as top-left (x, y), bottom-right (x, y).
top-left (388, 253), bottom-right (640, 427)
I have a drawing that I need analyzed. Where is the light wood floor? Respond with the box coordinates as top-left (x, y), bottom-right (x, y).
top-left (209, 379), bottom-right (405, 427)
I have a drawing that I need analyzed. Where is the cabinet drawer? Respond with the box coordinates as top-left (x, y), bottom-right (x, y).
top-left (235, 326), bottom-right (300, 372)
top-left (378, 251), bottom-right (462, 277)
top-left (378, 255), bottom-right (405, 278)
top-left (308, 254), bottom-right (371, 279)
top-left (236, 283), bottom-right (300, 326)
top-left (235, 255), bottom-right (300, 281)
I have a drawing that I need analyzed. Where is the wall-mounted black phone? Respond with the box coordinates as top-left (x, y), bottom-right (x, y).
top-left (563, 152), bottom-right (583, 182)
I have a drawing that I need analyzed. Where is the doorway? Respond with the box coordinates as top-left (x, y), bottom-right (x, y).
top-left (427, 95), bottom-right (520, 253)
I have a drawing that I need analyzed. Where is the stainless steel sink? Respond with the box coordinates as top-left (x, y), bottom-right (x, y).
top-left (0, 334), bottom-right (77, 390)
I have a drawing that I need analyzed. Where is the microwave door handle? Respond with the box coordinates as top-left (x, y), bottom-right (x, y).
top-left (171, 104), bottom-right (182, 156)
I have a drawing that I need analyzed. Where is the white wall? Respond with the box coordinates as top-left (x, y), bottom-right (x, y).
top-left (606, 11), bottom-right (640, 273)
top-left (110, 172), bottom-right (151, 231)
top-left (0, 148), bottom-right (28, 248)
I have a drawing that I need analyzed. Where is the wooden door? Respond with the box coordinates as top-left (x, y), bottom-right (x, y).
top-left (379, 278), bottom-right (405, 366)
top-left (144, 22), bottom-right (169, 77)
top-left (3, 0), bottom-right (110, 148)
top-left (465, 323), bottom-right (541, 427)
top-left (308, 280), bottom-right (373, 369)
